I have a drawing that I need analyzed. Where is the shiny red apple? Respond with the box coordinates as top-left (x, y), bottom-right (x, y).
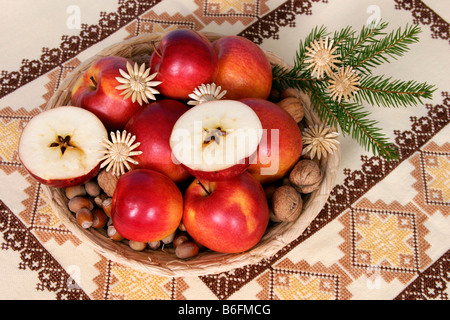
top-left (212, 35), bottom-right (272, 100)
top-left (111, 169), bottom-right (183, 242)
top-left (124, 99), bottom-right (191, 184)
top-left (183, 171), bottom-right (269, 253)
top-left (71, 56), bottom-right (142, 131)
top-left (241, 98), bottom-right (303, 184)
top-left (149, 29), bottom-right (218, 100)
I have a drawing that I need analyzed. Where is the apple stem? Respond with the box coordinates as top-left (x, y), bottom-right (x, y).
top-left (196, 180), bottom-right (211, 196)
top-left (151, 41), bottom-right (162, 58)
top-left (90, 76), bottom-right (97, 87)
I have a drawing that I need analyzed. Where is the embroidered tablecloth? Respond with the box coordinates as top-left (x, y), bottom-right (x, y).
top-left (0, 0), bottom-right (449, 300)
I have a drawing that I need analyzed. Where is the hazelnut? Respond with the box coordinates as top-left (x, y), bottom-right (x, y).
top-left (65, 184), bottom-right (86, 199)
top-left (277, 96), bottom-right (304, 123)
top-left (173, 232), bottom-right (189, 249)
top-left (102, 197), bottom-right (113, 217)
top-left (107, 224), bottom-right (124, 241)
top-left (94, 193), bottom-right (109, 208)
top-left (91, 208), bottom-right (108, 229)
top-left (128, 240), bottom-right (147, 251)
top-left (175, 241), bottom-right (199, 259)
top-left (97, 169), bottom-right (119, 197)
top-left (161, 232), bottom-right (176, 244)
top-left (271, 185), bottom-right (303, 222)
top-left (147, 241), bottom-right (161, 250)
top-left (68, 196), bottom-right (93, 213)
top-left (178, 221), bottom-right (187, 232)
top-left (76, 207), bottom-right (93, 229)
top-left (85, 180), bottom-right (101, 197)
top-left (289, 159), bottom-right (323, 194)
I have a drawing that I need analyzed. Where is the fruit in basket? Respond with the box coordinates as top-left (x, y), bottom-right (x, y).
top-left (169, 100), bottom-right (263, 181)
top-left (18, 106), bottom-right (108, 188)
top-left (212, 35), bottom-right (272, 100)
top-left (241, 98), bottom-right (303, 184)
top-left (71, 56), bottom-right (142, 131)
top-left (149, 29), bottom-right (218, 100)
top-left (111, 169), bottom-right (183, 242)
top-left (183, 171), bottom-right (269, 253)
top-left (124, 99), bottom-right (191, 183)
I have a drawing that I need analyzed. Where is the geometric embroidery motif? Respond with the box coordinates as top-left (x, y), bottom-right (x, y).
top-left (271, 271), bottom-right (338, 300)
top-left (256, 259), bottom-right (353, 300)
top-left (338, 198), bottom-right (432, 285)
top-left (352, 209), bottom-right (417, 272)
top-left (421, 152), bottom-right (450, 205)
top-left (205, 0), bottom-right (259, 15)
top-left (109, 266), bottom-right (172, 300)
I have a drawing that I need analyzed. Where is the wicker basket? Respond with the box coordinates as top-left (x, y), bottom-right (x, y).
top-left (43, 32), bottom-right (340, 277)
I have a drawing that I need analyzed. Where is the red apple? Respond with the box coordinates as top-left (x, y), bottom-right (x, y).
top-left (169, 100), bottom-right (262, 181)
top-left (18, 106), bottom-right (108, 188)
top-left (111, 169), bottom-right (183, 242)
top-left (212, 35), bottom-right (272, 100)
top-left (71, 56), bottom-right (142, 131)
top-left (241, 98), bottom-right (303, 184)
top-left (124, 99), bottom-right (191, 184)
top-left (183, 171), bottom-right (269, 253)
top-left (149, 29), bottom-right (218, 100)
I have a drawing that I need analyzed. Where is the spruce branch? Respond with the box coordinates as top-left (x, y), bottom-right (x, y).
top-left (271, 21), bottom-right (436, 161)
top-left (351, 23), bottom-right (422, 74)
top-left (338, 20), bottom-right (389, 66)
top-left (356, 74), bottom-right (437, 108)
top-left (308, 83), bottom-right (398, 160)
top-left (336, 101), bottom-right (399, 160)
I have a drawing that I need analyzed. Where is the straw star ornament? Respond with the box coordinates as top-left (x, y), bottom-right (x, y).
top-left (99, 130), bottom-right (143, 176)
top-left (115, 61), bottom-right (162, 105)
top-left (304, 37), bottom-right (341, 79)
top-left (302, 124), bottom-right (339, 160)
top-left (328, 66), bottom-right (360, 102)
top-left (188, 83), bottom-right (227, 106)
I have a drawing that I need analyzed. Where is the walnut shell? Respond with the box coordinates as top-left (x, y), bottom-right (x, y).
top-left (289, 159), bottom-right (323, 194)
top-left (97, 169), bottom-right (119, 197)
top-left (277, 97), bottom-right (304, 123)
top-left (270, 185), bottom-right (303, 222)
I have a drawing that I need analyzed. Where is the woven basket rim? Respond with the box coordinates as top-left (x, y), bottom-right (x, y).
top-left (42, 32), bottom-right (341, 277)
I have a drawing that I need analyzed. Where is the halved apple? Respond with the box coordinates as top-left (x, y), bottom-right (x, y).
top-left (18, 106), bottom-right (108, 188)
top-left (169, 100), bottom-right (263, 181)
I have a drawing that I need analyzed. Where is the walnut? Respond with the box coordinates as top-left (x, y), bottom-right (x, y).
top-left (277, 96), bottom-right (304, 123)
top-left (270, 185), bottom-right (303, 222)
top-left (289, 159), bottom-right (323, 194)
top-left (97, 169), bottom-right (119, 197)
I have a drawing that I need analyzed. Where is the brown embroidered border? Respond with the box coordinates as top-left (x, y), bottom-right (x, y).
top-left (395, 250), bottom-right (449, 300)
top-left (0, 199), bottom-right (90, 300)
top-left (238, 0), bottom-right (327, 44)
top-left (0, 0), bottom-right (162, 100)
top-left (394, 0), bottom-right (450, 43)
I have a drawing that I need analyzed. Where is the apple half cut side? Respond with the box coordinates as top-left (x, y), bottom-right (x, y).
top-left (18, 106), bottom-right (108, 188)
top-left (169, 100), bottom-right (263, 181)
